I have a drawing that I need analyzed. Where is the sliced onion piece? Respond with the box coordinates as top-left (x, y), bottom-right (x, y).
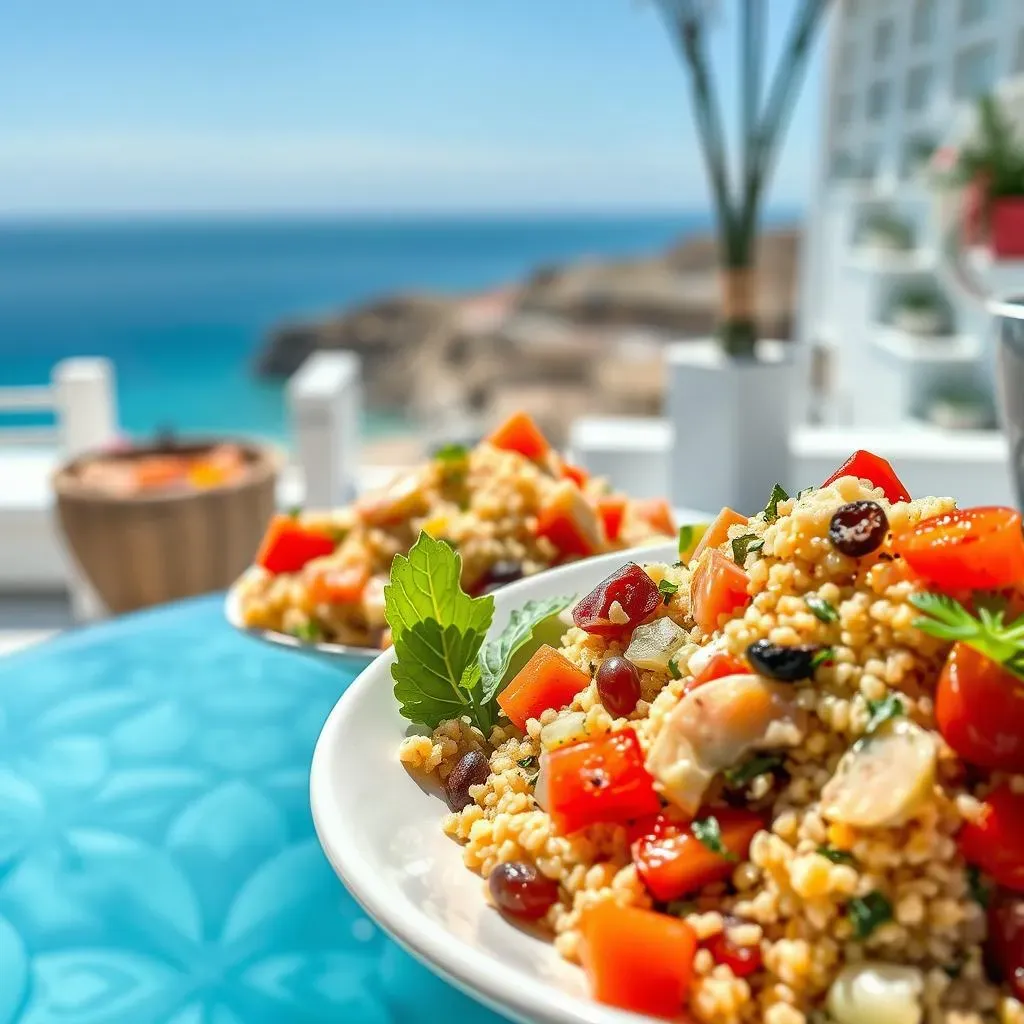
top-left (821, 718), bottom-right (936, 829)
top-left (624, 616), bottom-right (688, 672)
top-left (826, 963), bottom-right (924, 1024)
top-left (540, 711), bottom-right (589, 752)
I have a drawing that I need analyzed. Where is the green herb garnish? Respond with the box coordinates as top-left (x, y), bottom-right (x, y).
top-left (848, 891), bottom-right (892, 939)
top-left (805, 595), bottom-right (839, 624)
top-left (724, 753), bottom-right (784, 787)
top-left (817, 845), bottom-right (856, 865)
top-left (658, 579), bottom-right (679, 603)
top-left (386, 533), bottom-right (572, 734)
top-left (761, 483), bottom-right (790, 524)
top-left (731, 534), bottom-right (765, 565)
top-left (668, 655), bottom-right (682, 680)
top-left (910, 591), bottom-right (1024, 680)
top-left (330, 527), bottom-right (349, 544)
top-left (517, 755), bottom-right (537, 769)
top-left (811, 647), bottom-right (835, 671)
top-left (287, 505), bottom-right (303, 519)
top-left (434, 443), bottom-right (470, 463)
top-left (293, 619), bottom-right (323, 642)
top-left (692, 815), bottom-right (737, 862)
top-left (665, 900), bottom-right (697, 917)
top-left (865, 693), bottom-right (904, 734)
top-left (967, 865), bottom-right (990, 908)
top-left (797, 486), bottom-right (815, 499)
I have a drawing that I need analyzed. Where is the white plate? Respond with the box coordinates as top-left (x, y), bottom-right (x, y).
top-left (310, 542), bottom-right (678, 1024)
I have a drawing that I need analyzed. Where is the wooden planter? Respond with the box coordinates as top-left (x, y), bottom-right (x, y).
top-left (54, 439), bottom-right (281, 614)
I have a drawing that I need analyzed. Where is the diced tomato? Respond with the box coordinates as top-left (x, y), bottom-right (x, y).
top-left (579, 902), bottom-right (697, 1019)
top-left (632, 810), bottom-right (762, 901)
top-left (546, 729), bottom-right (661, 835)
top-left (988, 889), bottom-right (1024, 1001)
top-left (891, 506), bottom-right (1024, 592)
top-left (684, 651), bottom-right (751, 696)
top-left (705, 925), bottom-right (763, 979)
top-left (634, 497), bottom-right (676, 537)
top-left (959, 784), bottom-right (1024, 892)
top-left (690, 549), bottom-right (751, 635)
top-left (497, 645), bottom-right (590, 731)
top-left (255, 515), bottom-right (336, 574)
top-left (691, 507), bottom-right (749, 564)
top-left (134, 457), bottom-right (187, 490)
top-left (535, 481), bottom-right (605, 558)
top-left (308, 563), bottom-right (370, 606)
top-left (487, 411), bottom-right (551, 461)
top-left (821, 449), bottom-right (911, 504)
top-left (597, 495), bottom-right (628, 542)
top-left (936, 643), bottom-right (1024, 772)
top-left (572, 562), bottom-right (660, 639)
top-left (560, 461), bottom-right (591, 488)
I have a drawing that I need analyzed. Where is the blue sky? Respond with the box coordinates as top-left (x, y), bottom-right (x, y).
top-left (1, 0), bottom-right (826, 215)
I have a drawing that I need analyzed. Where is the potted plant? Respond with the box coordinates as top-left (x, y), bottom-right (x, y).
top-left (923, 379), bottom-right (996, 431)
top-left (956, 95), bottom-right (1024, 259)
top-left (887, 284), bottom-right (953, 337)
top-left (854, 208), bottom-right (916, 254)
top-left (652, 0), bottom-right (833, 513)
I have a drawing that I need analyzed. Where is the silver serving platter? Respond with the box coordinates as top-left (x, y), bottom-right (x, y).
top-left (224, 569), bottom-right (380, 672)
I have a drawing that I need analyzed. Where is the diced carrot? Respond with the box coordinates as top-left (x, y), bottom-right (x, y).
top-left (683, 650), bottom-right (750, 695)
top-left (579, 902), bottom-right (697, 1018)
top-left (546, 729), bottom-right (661, 835)
top-left (487, 411), bottom-right (551, 461)
top-left (535, 481), bottom-right (605, 558)
top-left (690, 548), bottom-right (751, 635)
top-left (560, 461), bottom-right (591, 488)
top-left (634, 497), bottom-right (676, 536)
top-left (691, 506), bottom-right (749, 563)
top-left (497, 644), bottom-right (590, 730)
top-left (632, 810), bottom-right (762, 902)
top-left (308, 564), bottom-right (370, 605)
top-left (597, 495), bottom-right (628, 542)
top-left (255, 515), bottom-right (336, 575)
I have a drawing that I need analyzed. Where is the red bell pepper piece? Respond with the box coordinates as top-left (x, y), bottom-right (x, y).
top-left (597, 495), bottom-right (628, 542)
top-left (634, 497), bottom-right (676, 536)
top-left (535, 481), bottom-right (604, 558)
top-left (683, 651), bottom-right (751, 695)
top-left (255, 515), bottom-right (336, 574)
top-left (546, 729), bottom-right (661, 835)
top-left (821, 450), bottom-right (911, 504)
top-left (690, 549), bottom-right (751, 635)
top-left (497, 644), bottom-right (590, 730)
top-left (487, 411), bottom-right (551, 461)
top-left (560, 461), bottom-right (591, 488)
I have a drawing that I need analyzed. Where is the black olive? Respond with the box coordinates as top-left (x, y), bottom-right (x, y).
top-left (444, 749), bottom-right (491, 810)
top-left (482, 560), bottom-right (525, 593)
top-left (828, 501), bottom-right (889, 558)
top-left (746, 639), bottom-right (822, 682)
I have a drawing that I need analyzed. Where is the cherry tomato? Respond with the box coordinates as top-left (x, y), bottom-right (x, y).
top-left (546, 729), bottom-right (661, 835)
top-left (959, 784), bottom-right (1024, 892)
top-left (891, 506), bottom-right (1024, 592)
top-left (705, 921), bottom-right (763, 979)
top-left (936, 644), bottom-right (1024, 772)
top-left (572, 562), bottom-right (660, 639)
top-left (821, 449), bottom-right (911, 504)
top-left (988, 888), bottom-right (1024, 1000)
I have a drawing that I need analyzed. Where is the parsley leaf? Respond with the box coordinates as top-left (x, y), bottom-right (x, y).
top-left (761, 483), bottom-right (790, 523)
top-left (434, 442), bottom-right (470, 464)
top-left (517, 755), bottom-right (537, 769)
top-left (848, 891), bottom-right (892, 939)
top-left (724, 753), bottom-right (784, 787)
top-left (805, 595), bottom-right (839, 624)
top-left (386, 533), bottom-right (496, 733)
top-left (797, 486), bottom-right (815, 499)
top-left (811, 647), bottom-right (835, 671)
top-left (667, 655), bottom-right (682, 680)
top-left (658, 579), bottom-right (679, 603)
top-left (731, 534), bottom-right (765, 565)
top-left (910, 591), bottom-right (1024, 681)
top-left (293, 619), bottom-right (323, 642)
top-left (817, 846), bottom-right (856, 865)
top-left (865, 693), bottom-right (904, 734)
top-left (478, 594), bottom-right (574, 702)
top-left (692, 815), bottom-right (738, 862)
top-left (967, 865), bottom-right (990, 908)
top-left (286, 505), bottom-right (303, 519)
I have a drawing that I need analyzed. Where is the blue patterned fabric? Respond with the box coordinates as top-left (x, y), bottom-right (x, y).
top-left (0, 596), bottom-right (507, 1024)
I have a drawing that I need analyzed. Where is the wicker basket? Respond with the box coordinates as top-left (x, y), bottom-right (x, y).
top-left (54, 439), bottom-right (281, 614)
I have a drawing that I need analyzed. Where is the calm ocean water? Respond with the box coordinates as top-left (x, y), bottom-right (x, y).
top-left (0, 214), bottom-right (716, 441)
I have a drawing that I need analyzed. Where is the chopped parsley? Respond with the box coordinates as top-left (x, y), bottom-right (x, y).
top-left (731, 534), bottom-right (765, 565)
top-left (865, 693), bottom-right (904, 734)
top-left (293, 620), bottom-right (323, 643)
top-left (761, 483), bottom-right (790, 523)
top-left (516, 755), bottom-right (537, 770)
top-left (667, 655), bottom-right (682, 680)
top-left (658, 579), bottom-right (679, 603)
top-left (967, 865), bottom-right (990, 908)
top-left (811, 647), bottom-right (835, 671)
top-left (817, 846), bottom-right (856, 866)
top-left (848, 891), bottom-right (892, 939)
top-left (434, 442), bottom-right (470, 463)
top-left (691, 815), bottom-right (737, 862)
top-left (805, 595), bottom-right (839, 624)
top-left (286, 505), bottom-right (303, 519)
top-left (797, 486), bottom-right (815, 499)
top-left (724, 753), bottom-right (784, 787)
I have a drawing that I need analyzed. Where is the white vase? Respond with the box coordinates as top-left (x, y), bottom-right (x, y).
top-left (666, 339), bottom-right (798, 517)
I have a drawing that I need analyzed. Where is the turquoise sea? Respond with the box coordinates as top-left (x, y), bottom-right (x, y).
top-left (0, 213), bottom-right (749, 442)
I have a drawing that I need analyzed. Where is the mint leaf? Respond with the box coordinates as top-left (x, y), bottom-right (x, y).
top-left (848, 891), bottom-right (892, 939)
top-left (806, 595), bottom-right (839, 624)
top-left (731, 534), bottom-right (764, 565)
top-left (478, 594), bottom-right (574, 703)
top-left (865, 693), bottom-right (904, 734)
top-left (668, 654), bottom-right (682, 680)
top-left (658, 579), bottom-right (679, 603)
top-left (761, 483), bottom-right (790, 523)
top-left (692, 815), bottom-right (737, 862)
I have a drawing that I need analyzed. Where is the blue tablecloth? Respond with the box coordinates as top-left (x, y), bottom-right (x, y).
top-left (0, 596), bottom-right (507, 1024)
